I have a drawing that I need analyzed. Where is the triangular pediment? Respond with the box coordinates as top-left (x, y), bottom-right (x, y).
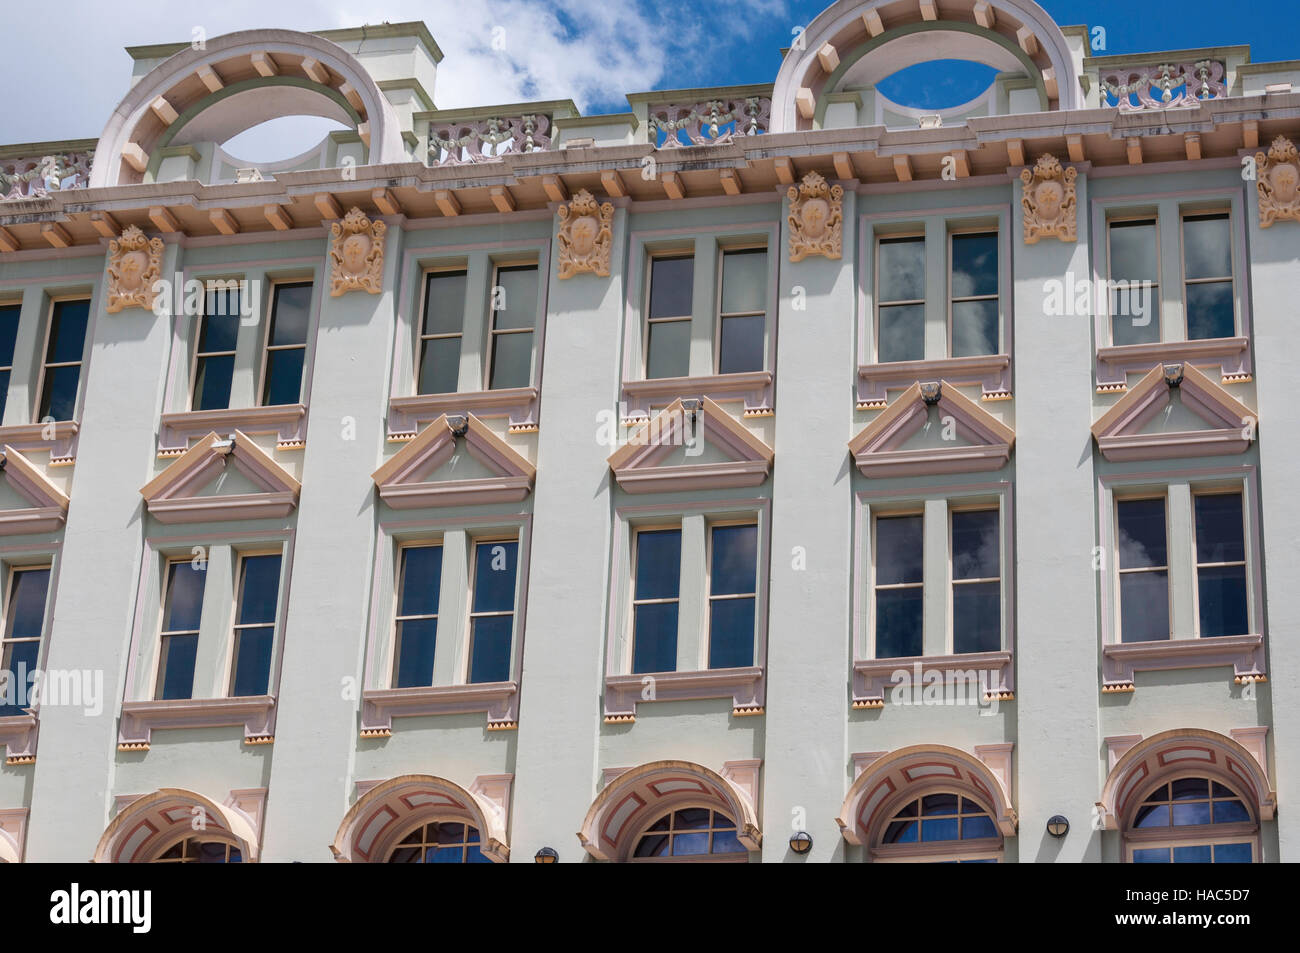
top-left (1091, 363), bottom-right (1255, 462)
top-left (140, 431), bottom-right (300, 523)
top-left (372, 414), bottom-right (535, 508)
top-left (607, 397), bottom-right (774, 494)
top-left (0, 445), bottom-right (70, 535)
top-left (848, 382), bottom-right (1014, 478)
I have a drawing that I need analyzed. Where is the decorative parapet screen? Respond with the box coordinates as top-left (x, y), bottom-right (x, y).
top-left (1100, 61), bottom-right (1228, 110)
top-left (1, 150), bottom-right (94, 200)
top-left (646, 97), bottom-right (771, 148)
top-left (427, 115), bottom-right (552, 165)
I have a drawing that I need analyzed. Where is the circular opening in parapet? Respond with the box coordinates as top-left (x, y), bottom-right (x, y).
top-left (875, 59), bottom-right (1000, 110)
top-left (220, 115), bottom-right (351, 165)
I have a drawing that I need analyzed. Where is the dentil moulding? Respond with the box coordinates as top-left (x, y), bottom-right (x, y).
top-left (1020, 153), bottom-right (1077, 244)
top-left (106, 225), bottom-right (164, 313)
top-left (1256, 135), bottom-right (1300, 227)
top-left (787, 171), bottom-right (843, 262)
top-left (556, 188), bottom-right (614, 279)
top-left (329, 207), bottom-right (387, 296)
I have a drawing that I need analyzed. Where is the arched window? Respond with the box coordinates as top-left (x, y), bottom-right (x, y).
top-left (1126, 777), bottom-right (1257, 863)
top-left (875, 792), bottom-right (1002, 863)
top-left (385, 821), bottom-right (492, 864)
top-left (630, 808), bottom-right (748, 861)
top-left (151, 837), bottom-right (243, 863)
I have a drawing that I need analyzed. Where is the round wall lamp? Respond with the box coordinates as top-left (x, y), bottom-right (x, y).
top-left (789, 831), bottom-right (813, 854)
top-left (1046, 815), bottom-right (1070, 838)
top-left (534, 847), bottom-right (559, 863)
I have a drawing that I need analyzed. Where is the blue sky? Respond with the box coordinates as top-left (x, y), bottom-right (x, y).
top-left (0, 0), bottom-right (1293, 148)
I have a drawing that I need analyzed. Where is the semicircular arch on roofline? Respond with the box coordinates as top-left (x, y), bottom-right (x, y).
top-left (771, 0), bottom-right (1080, 133)
top-left (329, 774), bottom-right (510, 863)
top-left (837, 744), bottom-right (1017, 846)
top-left (1097, 728), bottom-right (1276, 831)
top-left (90, 28), bottom-right (404, 187)
top-left (578, 760), bottom-right (762, 861)
top-left (91, 788), bottom-right (260, 863)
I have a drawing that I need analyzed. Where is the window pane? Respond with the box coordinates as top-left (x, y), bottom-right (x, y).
top-left (951, 233), bottom-right (998, 298)
top-left (711, 828), bottom-right (746, 854)
top-left (877, 238), bottom-right (924, 302)
top-left (676, 807), bottom-right (710, 829)
top-left (1186, 282), bottom-right (1234, 340)
top-left (472, 542), bottom-right (518, 613)
top-left (493, 266), bottom-right (538, 331)
top-left (193, 354), bottom-right (235, 411)
top-left (718, 314), bottom-right (765, 374)
top-left (1120, 570), bottom-right (1170, 642)
top-left (953, 511), bottom-right (998, 580)
top-left (1213, 842), bottom-right (1252, 863)
top-left (1195, 494), bottom-right (1245, 563)
top-left (646, 320), bottom-right (690, 379)
top-left (0, 640), bottom-right (38, 716)
top-left (393, 618), bottom-right (438, 688)
top-left (1198, 564), bottom-right (1248, 637)
top-left (237, 555), bottom-right (282, 625)
top-left (884, 819), bottom-right (919, 844)
top-left (635, 530), bottom-right (681, 600)
top-left (721, 249), bottom-right (766, 315)
top-left (0, 369), bottom-right (9, 422)
top-left (1171, 800), bottom-right (1211, 826)
top-left (230, 625), bottom-right (273, 696)
top-left (875, 515), bottom-right (923, 585)
top-left (648, 257), bottom-right (693, 318)
top-left (423, 271), bottom-right (467, 336)
top-left (1171, 844), bottom-right (1212, 863)
top-left (875, 587), bottom-right (923, 658)
top-left (1117, 499), bottom-right (1167, 569)
top-left (922, 793), bottom-right (958, 815)
top-left (1213, 799), bottom-right (1250, 824)
top-left (198, 307), bottom-right (239, 354)
top-left (951, 299), bottom-right (998, 356)
top-left (672, 832), bottom-right (710, 856)
top-left (962, 815), bottom-right (998, 840)
top-left (1110, 221), bottom-right (1159, 282)
top-left (1183, 214), bottom-right (1231, 279)
top-left (711, 525), bottom-right (757, 595)
top-left (469, 615), bottom-right (512, 683)
top-left (921, 818), bottom-right (959, 842)
top-left (877, 303), bottom-right (925, 363)
top-left (156, 633), bottom-right (198, 700)
top-left (1132, 847), bottom-right (1170, 863)
top-left (418, 336), bottom-right (461, 395)
top-left (398, 546), bottom-right (442, 618)
top-left (9, 569), bottom-right (50, 640)
top-left (709, 597), bottom-right (754, 669)
top-left (46, 299), bottom-right (90, 364)
top-left (489, 330), bottom-right (532, 390)
top-left (632, 602), bottom-right (678, 673)
top-left (38, 364), bottom-right (81, 422)
top-left (162, 562), bottom-right (206, 633)
top-left (1134, 804), bottom-right (1170, 828)
top-left (1171, 778), bottom-right (1208, 799)
top-left (0, 304), bottom-right (20, 367)
top-left (954, 581), bottom-right (1000, 653)
top-left (1110, 289), bottom-right (1160, 347)
top-left (268, 283), bottom-right (312, 346)
top-left (262, 348), bottom-right (305, 406)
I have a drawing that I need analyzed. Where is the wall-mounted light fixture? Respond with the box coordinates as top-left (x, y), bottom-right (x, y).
top-left (789, 831), bottom-right (813, 854)
top-left (1046, 815), bottom-right (1070, 838)
top-left (534, 847), bottom-right (559, 863)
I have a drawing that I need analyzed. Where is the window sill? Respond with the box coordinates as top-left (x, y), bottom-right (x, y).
top-left (621, 371), bottom-right (774, 422)
top-left (603, 667), bottom-right (765, 722)
top-left (852, 651), bottom-right (1014, 708)
top-left (0, 420), bottom-right (79, 465)
top-left (158, 404), bottom-right (307, 456)
top-left (387, 387), bottom-right (540, 438)
top-left (1101, 634), bottom-right (1265, 692)
top-left (1096, 337), bottom-right (1251, 391)
top-left (857, 355), bottom-right (1011, 408)
top-left (117, 695), bottom-right (277, 749)
top-left (360, 682), bottom-right (520, 733)
top-left (0, 712), bottom-right (38, 764)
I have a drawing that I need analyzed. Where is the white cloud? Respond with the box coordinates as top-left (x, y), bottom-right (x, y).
top-left (0, 0), bottom-right (789, 145)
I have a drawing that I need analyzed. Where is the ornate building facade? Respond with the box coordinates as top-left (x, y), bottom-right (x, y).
top-left (0, 0), bottom-right (1298, 863)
